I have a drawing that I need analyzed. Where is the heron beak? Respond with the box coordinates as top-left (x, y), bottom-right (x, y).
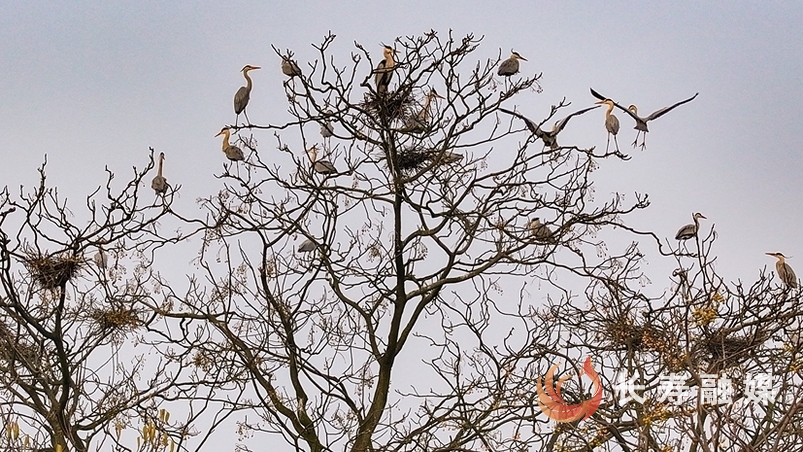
top-left (519, 56), bottom-right (528, 61)
top-left (594, 100), bottom-right (605, 105)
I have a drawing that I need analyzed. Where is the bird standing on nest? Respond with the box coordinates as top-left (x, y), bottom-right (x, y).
top-left (374, 45), bottom-right (397, 94)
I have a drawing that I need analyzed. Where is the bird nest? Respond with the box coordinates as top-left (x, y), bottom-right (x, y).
top-left (362, 87), bottom-right (414, 122)
top-left (696, 330), bottom-right (767, 371)
top-left (603, 320), bottom-right (671, 353)
top-left (89, 307), bottom-right (141, 332)
top-left (24, 253), bottom-right (82, 289)
top-left (395, 146), bottom-right (437, 173)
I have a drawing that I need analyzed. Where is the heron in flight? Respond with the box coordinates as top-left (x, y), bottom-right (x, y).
top-left (590, 88), bottom-right (698, 149)
top-left (499, 105), bottom-right (600, 150)
top-left (498, 50), bottom-right (527, 77)
top-left (281, 55), bottom-right (302, 78)
top-left (594, 99), bottom-right (620, 154)
top-left (151, 152), bottom-right (168, 195)
top-left (215, 128), bottom-right (245, 162)
top-left (402, 89), bottom-right (445, 133)
top-left (307, 145), bottom-right (338, 175)
top-left (374, 45), bottom-right (397, 94)
top-left (528, 217), bottom-right (554, 242)
top-left (234, 65), bottom-right (260, 125)
top-left (675, 212), bottom-right (706, 241)
top-left (767, 252), bottom-right (798, 288)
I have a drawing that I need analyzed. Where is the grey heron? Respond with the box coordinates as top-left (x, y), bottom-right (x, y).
top-left (151, 152), bottom-right (168, 195)
top-left (308, 145), bottom-right (338, 175)
top-left (374, 45), bottom-right (397, 94)
top-left (498, 50), bottom-right (527, 77)
top-left (590, 88), bottom-right (698, 148)
top-left (320, 121), bottom-right (334, 138)
top-left (298, 238), bottom-right (317, 253)
top-left (767, 252), bottom-right (798, 288)
top-left (499, 105), bottom-right (600, 150)
top-left (402, 89), bottom-right (445, 133)
top-left (595, 99), bottom-right (620, 154)
top-left (433, 151), bottom-right (463, 165)
top-left (281, 56), bottom-right (302, 78)
top-left (215, 128), bottom-right (245, 162)
top-left (675, 212), bottom-right (706, 241)
top-left (93, 246), bottom-right (108, 269)
top-left (528, 217), bottom-right (554, 242)
top-left (234, 65), bottom-right (260, 125)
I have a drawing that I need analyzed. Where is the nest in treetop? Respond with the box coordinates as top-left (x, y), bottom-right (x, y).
top-left (698, 330), bottom-right (768, 371)
top-left (604, 320), bottom-right (669, 353)
top-left (362, 87), bottom-right (414, 122)
top-left (24, 252), bottom-right (82, 289)
top-left (394, 145), bottom-right (436, 173)
top-left (89, 307), bottom-right (140, 332)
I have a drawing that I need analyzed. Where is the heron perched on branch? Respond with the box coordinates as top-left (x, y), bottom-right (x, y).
top-left (151, 152), bottom-right (168, 195)
top-left (374, 45), bottom-right (397, 94)
top-left (767, 252), bottom-right (798, 288)
top-left (402, 89), bottom-right (445, 133)
top-left (215, 128), bottom-right (245, 162)
top-left (93, 242), bottom-right (108, 269)
top-left (675, 212), bottom-right (706, 241)
top-left (498, 50), bottom-right (527, 77)
top-left (593, 99), bottom-right (621, 154)
top-left (590, 88), bottom-right (698, 149)
top-left (307, 145), bottom-right (338, 175)
top-left (499, 105), bottom-right (599, 150)
top-left (281, 55), bottom-right (302, 78)
top-left (234, 65), bottom-right (260, 125)
top-left (528, 217), bottom-right (554, 242)
top-left (298, 238), bottom-right (317, 253)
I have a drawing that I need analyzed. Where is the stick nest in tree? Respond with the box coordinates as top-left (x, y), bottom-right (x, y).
top-left (362, 87), bottom-right (414, 122)
top-left (25, 253), bottom-right (82, 289)
top-left (89, 307), bottom-right (141, 333)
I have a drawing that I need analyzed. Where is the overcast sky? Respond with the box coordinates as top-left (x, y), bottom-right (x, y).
top-left (1, 1), bottom-right (802, 445)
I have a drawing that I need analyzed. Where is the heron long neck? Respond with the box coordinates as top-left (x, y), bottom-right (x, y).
top-left (243, 70), bottom-right (253, 90)
top-left (308, 148), bottom-right (318, 163)
top-left (385, 53), bottom-right (395, 69)
top-left (157, 155), bottom-right (164, 177)
top-left (221, 130), bottom-right (231, 150)
top-left (605, 102), bottom-right (614, 117)
top-left (419, 94), bottom-right (435, 120)
top-left (777, 255), bottom-right (787, 265)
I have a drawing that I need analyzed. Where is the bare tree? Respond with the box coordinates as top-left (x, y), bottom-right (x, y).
top-left (0, 152), bottom-right (203, 452)
top-left (165, 31), bottom-right (648, 452)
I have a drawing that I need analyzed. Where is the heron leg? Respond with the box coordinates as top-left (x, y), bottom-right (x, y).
top-left (640, 133), bottom-right (647, 150)
top-left (605, 133), bottom-right (612, 153)
top-left (235, 114), bottom-right (240, 127)
top-left (631, 131), bottom-right (640, 148)
top-left (613, 134), bottom-right (620, 153)
top-left (243, 110), bottom-right (251, 126)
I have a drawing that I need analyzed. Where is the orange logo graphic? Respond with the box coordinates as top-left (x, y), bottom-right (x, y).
top-left (536, 356), bottom-right (603, 422)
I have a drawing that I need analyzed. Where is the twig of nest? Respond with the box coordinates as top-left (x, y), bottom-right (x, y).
top-left (24, 253), bottom-right (82, 289)
top-left (396, 146), bottom-right (436, 172)
top-left (698, 330), bottom-right (768, 371)
top-left (362, 87), bottom-right (415, 122)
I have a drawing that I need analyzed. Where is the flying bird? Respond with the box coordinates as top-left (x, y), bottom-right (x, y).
top-left (151, 152), bottom-right (168, 195)
top-left (590, 88), bottom-right (698, 148)
top-left (594, 99), bottom-right (621, 154)
top-left (766, 252), bottom-right (798, 288)
top-left (498, 50), bottom-right (527, 77)
top-left (215, 128), bottom-right (245, 162)
top-left (675, 212), bottom-right (706, 241)
top-left (234, 65), bottom-right (260, 125)
top-left (374, 45), bottom-right (397, 94)
top-left (499, 105), bottom-right (600, 150)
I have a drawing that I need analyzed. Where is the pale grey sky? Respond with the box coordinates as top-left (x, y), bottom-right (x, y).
top-left (1, 1), bottom-right (802, 448)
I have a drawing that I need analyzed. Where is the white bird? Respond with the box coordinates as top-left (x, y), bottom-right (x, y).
top-left (374, 45), bottom-right (397, 94)
top-left (498, 50), bottom-right (527, 77)
top-left (215, 128), bottom-right (245, 162)
top-left (307, 145), bottom-right (338, 175)
top-left (93, 241), bottom-right (108, 269)
top-left (151, 152), bottom-right (168, 195)
top-left (767, 252), bottom-right (798, 288)
top-left (234, 65), bottom-right (260, 126)
top-left (675, 212), bottom-right (706, 241)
